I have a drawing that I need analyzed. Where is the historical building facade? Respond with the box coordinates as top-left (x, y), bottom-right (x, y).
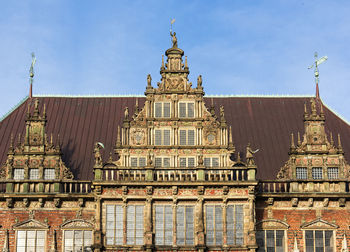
top-left (0, 34), bottom-right (349, 252)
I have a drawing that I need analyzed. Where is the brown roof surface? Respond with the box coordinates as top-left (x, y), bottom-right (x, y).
top-left (1, 96), bottom-right (349, 180)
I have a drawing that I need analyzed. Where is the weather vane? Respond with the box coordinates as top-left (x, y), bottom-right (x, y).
top-left (29, 52), bottom-right (36, 85)
top-left (308, 52), bottom-right (328, 84)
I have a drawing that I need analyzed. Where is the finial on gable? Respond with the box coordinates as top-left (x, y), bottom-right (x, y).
top-left (29, 52), bottom-right (36, 99)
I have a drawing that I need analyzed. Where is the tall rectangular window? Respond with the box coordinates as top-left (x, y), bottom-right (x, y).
top-left (305, 230), bottom-right (333, 252)
top-left (155, 205), bottom-right (173, 245)
top-left (155, 157), bottom-right (171, 168)
top-left (179, 102), bottom-right (195, 118)
top-left (176, 206), bottom-right (194, 245)
top-left (256, 230), bottom-right (285, 252)
top-left (204, 157), bottom-right (219, 167)
top-left (155, 129), bottom-right (171, 146)
top-left (179, 157), bottom-right (195, 168)
top-left (155, 102), bottom-right (171, 118)
top-left (179, 129), bottom-right (195, 145)
top-left (106, 205), bottom-right (123, 245)
top-left (44, 169), bottom-right (55, 180)
top-left (130, 157), bottom-right (146, 167)
top-left (13, 168), bottom-right (24, 180)
top-left (126, 205), bottom-right (144, 245)
top-left (296, 167), bottom-right (307, 179)
top-left (64, 230), bottom-right (92, 252)
top-left (227, 205), bottom-right (244, 245)
top-left (312, 167), bottom-right (323, 180)
top-left (17, 230), bottom-right (46, 252)
top-left (327, 167), bottom-right (339, 179)
top-left (206, 205), bottom-right (223, 245)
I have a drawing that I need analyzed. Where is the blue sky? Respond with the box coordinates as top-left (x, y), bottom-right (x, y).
top-left (1, 0), bottom-right (350, 122)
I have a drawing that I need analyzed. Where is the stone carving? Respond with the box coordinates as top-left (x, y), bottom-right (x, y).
top-left (38, 198), bottom-right (45, 208)
top-left (146, 186), bottom-right (153, 195)
top-left (147, 74), bottom-right (152, 87)
top-left (246, 143), bottom-right (259, 165)
top-left (197, 75), bottom-right (202, 87)
top-left (6, 198), bottom-right (13, 208)
top-left (165, 77), bottom-right (184, 90)
top-left (323, 198), bottom-right (329, 207)
top-left (300, 218), bottom-right (338, 229)
top-left (291, 198), bottom-right (298, 207)
top-left (267, 197), bottom-right (274, 205)
top-left (170, 31), bottom-right (178, 48)
top-left (13, 219), bottom-right (49, 229)
top-left (308, 198), bottom-right (314, 207)
top-left (54, 198), bottom-right (61, 208)
top-left (23, 198), bottom-right (29, 208)
top-left (197, 186), bottom-right (205, 195)
top-left (94, 142), bottom-right (103, 167)
top-left (339, 198), bottom-right (346, 207)
top-left (61, 219), bottom-right (93, 229)
top-left (131, 128), bottom-right (146, 145)
top-left (172, 186), bottom-right (178, 195)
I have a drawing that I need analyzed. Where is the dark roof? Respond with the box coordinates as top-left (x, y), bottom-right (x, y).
top-left (1, 96), bottom-right (350, 180)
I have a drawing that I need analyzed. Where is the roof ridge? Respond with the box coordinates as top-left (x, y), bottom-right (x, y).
top-left (34, 94), bottom-right (314, 98)
top-left (0, 96), bottom-right (28, 122)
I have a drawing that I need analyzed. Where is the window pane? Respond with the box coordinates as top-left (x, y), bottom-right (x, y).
top-left (155, 130), bottom-right (162, 145)
top-left (188, 130), bottom-right (195, 145)
top-left (176, 207), bottom-right (185, 245)
top-left (312, 167), bottom-right (323, 179)
top-left (131, 157), bottom-right (137, 167)
top-left (204, 158), bottom-right (210, 167)
top-left (163, 158), bottom-right (170, 168)
top-left (155, 158), bottom-right (162, 168)
top-left (179, 130), bottom-right (186, 145)
top-left (296, 167), bottom-right (307, 179)
top-left (327, 167), bottom-right (339, 179)
top-left (163, 103), bottom-right (170, 118)
top-left (256, 231), bottom-right (265, 252)
top-left (179, 103), bottom-right (186, 118)
top-left (212, 158), bottom-right (219, 167)
top-left (44, 168), bottom-right (55, 180)
top-left (188, 158), bottom-right (195, 168)
top-left (155, 103), bottom-right (162, 118)
top-left (163, 130), bottom-right (170, 146)
top-left (29, 169), bottom-right (39, 180)
top-left (13, 168), bottom-right (24, 180)
top-left (179, 158), bottom-right (186, 168)
top-left (139, 157), bottom-right (146, 167)
top-left (187, 103), bottom-right (194, 117)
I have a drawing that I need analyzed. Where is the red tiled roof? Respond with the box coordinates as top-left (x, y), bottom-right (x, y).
top-left (1, 96), bottom-right (349, 180)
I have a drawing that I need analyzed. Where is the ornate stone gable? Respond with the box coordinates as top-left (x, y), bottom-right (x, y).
top-left (0, 99), bottom-right (74, 181)
top-left (300, 218), bottom-right (338, 229)
top-left (93, 33), bottom-right (258, 182)
top-left (61, 219), bottom-right (94, 229)
top-left (13, 219), bottom-right (49, 230)
top-left (277, 98), bottom-right (350, 181)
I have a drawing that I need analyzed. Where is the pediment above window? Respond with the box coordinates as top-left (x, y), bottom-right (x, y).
top-left (256, 219), bottom-right (289, 230)
top-left (301, 218), bottom-right (338, 229)
top-left (61, 219), bottom-right (94, 229)
top-left (13, 219), bottom-right (49, 229)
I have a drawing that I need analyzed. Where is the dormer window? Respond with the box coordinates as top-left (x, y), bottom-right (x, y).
top-left (179, 102), bottom-right (194, 118)
top-left (296, 167), bottom-right (307, 180)
top-left (155, 102), bottom-right (170, 118)
top-left (312, 167), bottom-right (323, 180)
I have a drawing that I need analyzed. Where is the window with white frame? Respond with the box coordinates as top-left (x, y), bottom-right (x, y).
top-left (327, 167), bottom-right (339, 179)
top-left (206, 205), bottom-right (223, 246)
top-left (204, 157), bottom-right (219, 167)
top-left (154, 129), bottom-right (171, 146)
top-left (256, 230), bottom-right (285, 252)
top-left (29, 169), bottom-right (39, 180)
top-left (305, 230), bottom-right (333, 252)
top-left (17, 230), bottom-right (46, 252)
top-left (155, 205), bottom-right (173, 245)
top-left (179, 102), bottom-right (194, 118)
top-left (226, 205), bottom-right (244, 245)
top-left (176, 206), bottom-right (194, 245)
top-left (106, 205), bottom-right (123, 245)
top-left (179, 157), bottom-right (195, 168)
top-left (130, 157), bottom-right (146, 167)
top-left (126, 205), bottom-right (144, 245)
top-left (44, 168), bottom-right (55, 180)
top-left (106, 205), bottom-right (144, 246)
top-left (155, 157), bottom-right (171, 168)
top-left (179, 129), bottom-right (195, 145)
top-left (296, 167), bottom-right (307, 179)
top-left (64, 230), bottom-right (93, 252)
top-left (13, 168), bottom-right (24, 180)
top-left (312, 167), bottom-right (323, 180)
top-left (155, 102), bottom-right (171, 118)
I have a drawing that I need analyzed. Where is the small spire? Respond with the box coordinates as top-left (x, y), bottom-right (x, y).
top-left (237, 152), bottom-right (241, 163)
top-left (18, 133), bottom-right (21, 146)
top-left (56, 134), bottom-right (61, 151)
top-left (43, 103), bottom-right (46, 118)
top-left (320, 102), bottom-right (324, 117)
top-left (185, 56), bottom-right (188, 69)
top-left (210, 98), bottom-right (215, 116)
top-left (116, 126), bottom-right (121, 146)
top-left (330, 132), bottom-right (334, 146)
top-left (229, 126), bottom-right (234, 147)
top-left (304, 102), bottom-right (308, 118)
top-left (33, 99), bottom-right (39, 117)
top-left (27, 103), bottom-right (31, 119)
top-left (161, 55), bottom-right (165, 70)
top-left (310, 98), bottom-right (317, 116)
top-left (290, 133), bottom-right (295, 149)
top-left (135, 99), bottom-right (139, 114)
top-left (50, 133), bottom-right (53, 146)
top-left (124, 107), bottom-right (129, 120)
top-left (10, 133), bottom-right (14, 149)
top-left (338, 133), bottom-right (343, 152)
top-left (297, 132), bottom-right (301, 146)
top-left (44, 133), bottom-right (48, 145)
top-left (108, 152), bottom-right (113, 163)
top-left (316, 83), bottom-right (320, 100)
